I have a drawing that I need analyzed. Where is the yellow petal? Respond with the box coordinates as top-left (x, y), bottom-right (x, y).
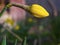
top-left (5, 18), bottom-right (14, 26)
top-left (30, 4), bottom-right (49, 18)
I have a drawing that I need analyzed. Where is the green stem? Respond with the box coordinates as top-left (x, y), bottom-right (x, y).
top-left (0, 4), bottom-right (11, 17)
top-left (23, 37), bottom-right (27, 45)
top-left (11, 3), bottom-right (30, 11)
top-left (0, 3), bottom-right (30, 17)
top-left (14, 39), bottom-right (17, 45)
top-left (6, 28), bottom-right (23, 42)
top-left (2, 35), bottom-right (6, 45)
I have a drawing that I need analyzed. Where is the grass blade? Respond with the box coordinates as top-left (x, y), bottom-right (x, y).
top-left (14, 39), bottom-right (17, 45)
top-left (23, 37), bottom-right (27, 45)
top-left (2, 35), bottom-right (6, 45)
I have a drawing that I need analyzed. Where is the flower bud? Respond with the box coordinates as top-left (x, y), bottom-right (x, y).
top-left (30, 4), bottom-right (49, 18)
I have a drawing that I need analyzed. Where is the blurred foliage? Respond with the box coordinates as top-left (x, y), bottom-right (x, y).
top-left (50, 15), bottom-right (60, 44)
top-left (1, 13), bottom-right (60, 45)
top-left (0, 2), bottom-right (60, 45)
top-left (0, 17), bottom-right (37, 45)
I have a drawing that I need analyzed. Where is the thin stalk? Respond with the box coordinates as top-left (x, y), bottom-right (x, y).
top-left (23, 37), bottom-right (27, 45)
top-left (0, 3), bottom-right (30, 17)
top-left (2, 35), bottom-right (6, 45)
top-left (6, 28), bottom-right (23, 42)
top-left (11, 3), bottom-right (30, 11)
top-left (0, 4), bottom-right (11, 17)
top-left (14, 39), bottom-right (17, 45)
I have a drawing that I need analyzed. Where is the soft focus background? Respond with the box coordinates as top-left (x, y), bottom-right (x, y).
top-left (0, 0), bottom-right (60, 45)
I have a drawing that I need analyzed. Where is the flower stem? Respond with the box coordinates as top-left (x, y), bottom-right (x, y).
top-left (6, 28), bottom-right (23, 42)
top-left (0, 3), bottom-right (30, 17)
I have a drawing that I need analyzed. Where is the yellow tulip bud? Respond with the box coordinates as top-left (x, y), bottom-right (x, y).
top-left (30, 4), bottom-right (49, 18)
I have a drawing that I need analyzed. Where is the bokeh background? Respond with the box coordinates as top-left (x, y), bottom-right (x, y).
top-left (0, 0), bottom-right (60, 45)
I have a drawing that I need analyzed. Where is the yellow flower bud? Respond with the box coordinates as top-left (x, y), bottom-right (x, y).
top-left (14, 25), bottom-right (20, 30)
top-left (30, 4), bottom-right (49, 18)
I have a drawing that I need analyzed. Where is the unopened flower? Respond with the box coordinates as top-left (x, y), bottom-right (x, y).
top-left (10, 3), bottom-right (49, 18)
top-left (29, 4), bottom-right (49, 18)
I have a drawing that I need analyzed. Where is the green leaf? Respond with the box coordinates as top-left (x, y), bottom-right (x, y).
top-left (14, 39), bottom-right (17, 45)
top-left (0, 6), bottom-right (7, 17)
top-left (23, 37), bottom-right (27, 45)
top-left (0, 4), bottom-right (10, 17)
top-left (1, 35), bottom-right (6, 45)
